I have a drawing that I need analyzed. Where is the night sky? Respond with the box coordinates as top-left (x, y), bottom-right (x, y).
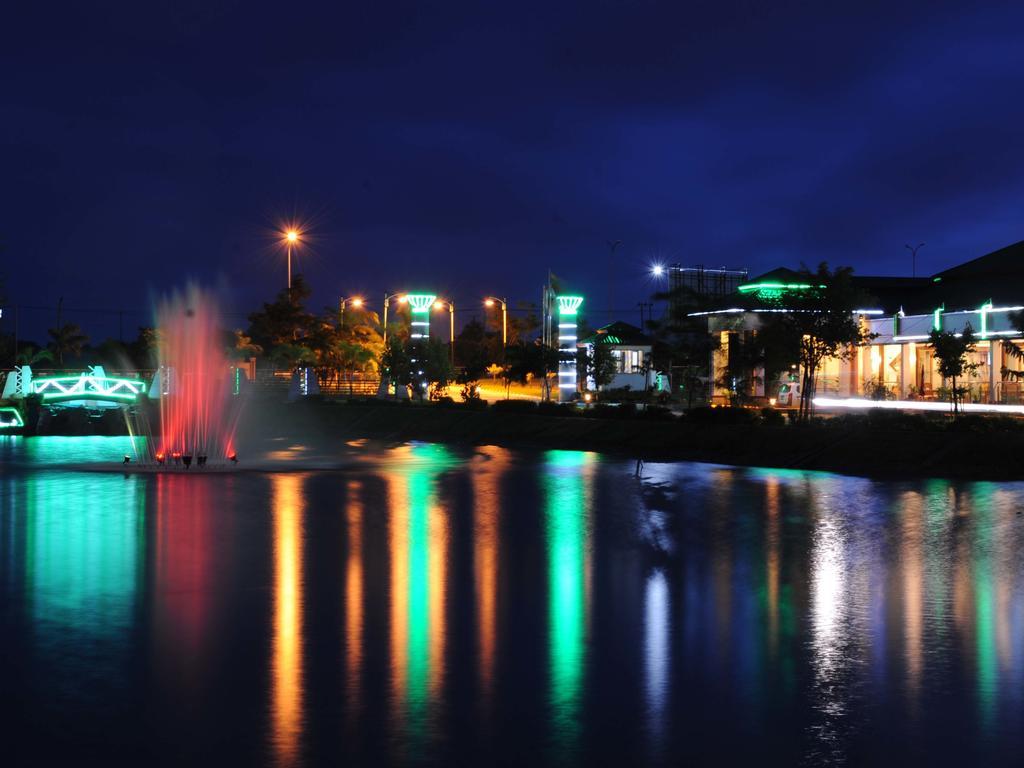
top-left (4, 1), bottom-right (1024, 340)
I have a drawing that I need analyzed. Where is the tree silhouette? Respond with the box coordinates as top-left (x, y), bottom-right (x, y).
top-left (47, 323), bottom-right (89, 367)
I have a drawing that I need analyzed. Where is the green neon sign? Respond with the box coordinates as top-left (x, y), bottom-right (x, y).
top-left (32, 374), bottom-right (146, 402)
top-left (933, 305), bottom-right (944, 331)
top-left (557, 296), bottom-right (583, 315)
top-left (0, 406), bottom-right (24, 428)
top-left (979, 300), bottom-right (993, 337)
top-left (404, 294), bottom-right (437, 313)
top-left (737, 282), bottom-right (821, 294)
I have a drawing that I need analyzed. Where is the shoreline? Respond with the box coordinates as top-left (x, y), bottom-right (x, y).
top-left (10, 400), bottom-right (1024, 482)
top-left (241, 400), bottom-right (1024, 482)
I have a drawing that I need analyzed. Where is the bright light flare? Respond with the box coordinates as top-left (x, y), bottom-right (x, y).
top-left (433, 301), bottom-right (446, 310)
top-left (814, 397), bottom-right (1024, 415)
top-left (485, 299), bottom-right (495, 307)
top-left (285, 230), bottom-right (300, 243)
top-left (398, 295), bottom-right (408, 304)
top-left (651, 264), bottom-right (665, 278)
top-left (350, 297), bottom-right (363, 307)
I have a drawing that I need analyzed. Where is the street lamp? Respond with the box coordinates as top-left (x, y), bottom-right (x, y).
top-left (381, 292), bottom-right (407, 343)
top-left (484, 296), bottom-right (507, 347)
top-left (433, 298), bottom-right (456, 363)
top-left (282, 229), bottom-right (300, 292)
top-left (339, 296), bottom-right (364, 325)
top-left (905, 242), bottom-right (925, 278)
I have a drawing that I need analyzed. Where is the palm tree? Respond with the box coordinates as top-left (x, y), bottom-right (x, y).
top-left (47, 323), bottom-right (89, 367)
top-left (15, 344), bottom-right (54, 366)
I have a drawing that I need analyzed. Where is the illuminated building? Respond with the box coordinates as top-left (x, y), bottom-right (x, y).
top-left (556, 296), bottom-right (583, 402)
top-left (693, 242), bottom-right (1024, 407)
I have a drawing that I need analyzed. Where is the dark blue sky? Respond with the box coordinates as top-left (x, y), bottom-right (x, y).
top-left (4, 1), bottom-right (1024, 340)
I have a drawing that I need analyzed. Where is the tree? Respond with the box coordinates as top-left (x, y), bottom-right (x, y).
top-left (47, 323), bottom-right (89, 367)
top-left (128, 327), bottom-right (160, 369)
top-left (419, 337), bottom-right (455, 400)
top-left (306, 307), bottom-right (384, 391)
top-left (456, 323), bottom-right (490, 401)
top-left (580, 340), bottom-right (618, 392)
top-left (773, 264), bottom-right (874, 421)
top-left (230, 330), bottom-right (263, 361)
top-left (507, 301), bottom-right (540, 344)
top-left (381, 335), bottom-right (413, 393)
top-left (929, 324), bottom-right (979, 414)
top-left (246, 274), bottom-right (316, 361)
top-left (16, 344), bottom-right (53, 366)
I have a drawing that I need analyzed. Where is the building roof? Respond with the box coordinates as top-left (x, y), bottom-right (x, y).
top-left (706, 239), bottom-right (1024, 317)
top-left (579, 321), bottom-right (652, 347)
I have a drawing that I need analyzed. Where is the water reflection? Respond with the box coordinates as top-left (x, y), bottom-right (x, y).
top-left (24, 472), bottom-right (143, 698)
top-left (643, 569), bottom-right (669, 758)
top-left (271, 473), bottom-right (305, 767)
top-left (344, 479), bottom-right (364, 727)
top-left (471, 446), bottom-right (507, 708)
top-left (543, 450), bottom-right (594, 761)
top-left (382, 444), bottom-right (456, 757)
top-left (3, 441), bottom-right (1024, 765)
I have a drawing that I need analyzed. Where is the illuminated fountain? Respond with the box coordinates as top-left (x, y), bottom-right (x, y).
top-left (149, 285), bottom-right (240, 468)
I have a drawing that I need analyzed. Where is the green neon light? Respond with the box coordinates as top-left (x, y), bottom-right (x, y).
top-left (737, 282), bottom-right (820, 294)
top-left (404, 294), bottom-right (437, 313)
top-left (557, 296), bottom-right (583, 315)
top-left (32, 374), bottom-right (146, 402)
top-left (0, 406), bottom-right (24, 428)
top-left (233, 368), bottom-right (241, 396)
top-left (933, 305), bottom-right (944, 331)
top-left (979, 301), bottom-right (993, 337)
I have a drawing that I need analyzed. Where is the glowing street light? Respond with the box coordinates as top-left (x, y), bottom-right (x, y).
top-left (484, 296), bottom-right (508, 348)
top-left (339, 296), bottom-right (364, 325)
top-left (651, 264), bottom-right (665, 278)
top-left (282, 229), bottom-right (301, 292)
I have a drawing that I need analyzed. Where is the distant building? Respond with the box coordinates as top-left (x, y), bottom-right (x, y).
top-left (694, 240), bottom-right (1024, 405)
top-left (666, 264), bottom-right (748, 318)
top-left (578, 321), bottom-right (662, 392)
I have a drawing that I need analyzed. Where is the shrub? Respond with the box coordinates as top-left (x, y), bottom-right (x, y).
top-left (760, 407), bottom-right (786, 426)
top-left (491, 399), bottom-right (538, 413)
top-left (683, 406), bottom-right (759, 425)
top-left (642, 405), bottom-right (676, 421)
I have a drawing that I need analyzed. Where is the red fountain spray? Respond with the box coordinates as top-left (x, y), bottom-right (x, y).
top-left (155, 285), bottom-right (239, 466)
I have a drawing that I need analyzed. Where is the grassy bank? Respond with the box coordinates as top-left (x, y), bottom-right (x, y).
top-left (247, 399), bottom-right (1024, 481)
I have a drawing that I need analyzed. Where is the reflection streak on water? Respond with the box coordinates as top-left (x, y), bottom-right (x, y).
top-left (644, 569), bottom-right (669, 757)
top-left (271, 474), bottom-right (305, 767)
top-left (764, 476), bottom-right (781, 659)
top-left (26, 473), bottom-right (143, 695)
top-left (901, 491), bottom-right (924, 702)
top-left (345, 480), bottom-right (364, 723)
top-left (544, 450), bottom-right (594, 759)
top-left (471, 447), bottom-right (506, 705)
top-left (384, 444), bottom-right (455, 752)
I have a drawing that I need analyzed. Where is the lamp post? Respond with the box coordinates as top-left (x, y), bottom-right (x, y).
top-left (283, 229), bottom-right (300, 293)
top-left (339, 296), bottom-right (364, 326)
top-left (434, 298), bottom-right (455, 364)
top-left (905, 242), bottom-right (925, 278)
top-left (484, 297), bottom-right (508, 347)
top-left (382, 292), bottom-right (408, 344)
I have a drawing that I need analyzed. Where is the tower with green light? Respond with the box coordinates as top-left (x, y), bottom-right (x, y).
top-left (404, 294), bottom-right (436, 340)
top-left (556, 296), bottom-right (583, 402)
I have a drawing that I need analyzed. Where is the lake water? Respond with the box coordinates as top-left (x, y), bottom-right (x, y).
top-left (1, 436), bottom-right (1023, 766)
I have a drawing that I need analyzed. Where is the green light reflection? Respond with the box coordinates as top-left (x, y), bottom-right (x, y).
top-left (544, 449), bottom-right (594, 760)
